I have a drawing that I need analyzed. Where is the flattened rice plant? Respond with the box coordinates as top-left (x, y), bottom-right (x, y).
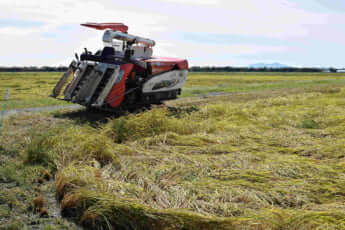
top-left (52, 87), bottom-right (345, 229)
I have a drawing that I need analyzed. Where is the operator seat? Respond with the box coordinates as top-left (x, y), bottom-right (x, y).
top-left (101, 47), bottom-right (115, 58)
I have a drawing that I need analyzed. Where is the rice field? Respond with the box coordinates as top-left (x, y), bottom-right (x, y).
top-left (0, 72), bottom-right (345, 229)
top-left (182, 72), bottom-right (345, 97)
top-left (1, 71), bottom-right (345, 109)
top-left (0, 72), bottom-right (68, 109)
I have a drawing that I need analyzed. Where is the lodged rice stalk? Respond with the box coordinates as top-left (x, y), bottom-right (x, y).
top-left (28, 87), bottom-right (345, 229)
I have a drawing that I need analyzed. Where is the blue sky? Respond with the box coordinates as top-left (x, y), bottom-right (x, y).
top-left (0, 0), bottom-right (344, 67)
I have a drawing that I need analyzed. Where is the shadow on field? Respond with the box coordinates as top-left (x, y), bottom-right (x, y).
top-left (53, 108), bottom-right (123, 126)
top-left (53, 105), bottom-right (154, 126)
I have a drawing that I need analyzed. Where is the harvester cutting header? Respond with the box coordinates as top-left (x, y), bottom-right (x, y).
top-left (51, 23), bottom-right (188, 111)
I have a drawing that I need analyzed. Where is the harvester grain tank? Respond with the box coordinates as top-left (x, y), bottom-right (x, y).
top-left (51, 23), bottom-right (188, 111)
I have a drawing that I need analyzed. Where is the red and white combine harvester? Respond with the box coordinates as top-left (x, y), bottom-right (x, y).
top-left (51, 23), bottom-right (188, 111)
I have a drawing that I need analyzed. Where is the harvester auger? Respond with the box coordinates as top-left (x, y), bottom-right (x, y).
top-left (51, 23), bottom-right (188, 111)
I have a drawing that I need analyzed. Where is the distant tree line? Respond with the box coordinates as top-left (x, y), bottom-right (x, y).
top-left (0, 66), bottom-right (340, 73)
top-left (0, 66), bottom-right (68, 72)
top-left (189, 66), bottom-right (326, 72)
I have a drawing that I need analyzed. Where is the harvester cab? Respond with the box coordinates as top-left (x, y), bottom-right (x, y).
top-left (51, 23), bottom-right (188, 111)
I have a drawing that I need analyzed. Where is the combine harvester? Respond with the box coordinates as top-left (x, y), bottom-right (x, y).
top-left (51, 23), bottom-right (188, 111)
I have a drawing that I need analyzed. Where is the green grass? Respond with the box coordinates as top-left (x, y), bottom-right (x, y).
top-left (1, 72), bottom-right (345, 229)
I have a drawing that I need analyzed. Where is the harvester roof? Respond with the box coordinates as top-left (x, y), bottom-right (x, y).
top-left (81, 22), bottom-right (128, 33)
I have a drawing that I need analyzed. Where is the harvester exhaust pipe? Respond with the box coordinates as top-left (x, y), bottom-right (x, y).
top-left (103, 30), bottom-right (156, 47)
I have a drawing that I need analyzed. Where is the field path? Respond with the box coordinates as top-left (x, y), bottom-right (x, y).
top-left (3, 104), bottom-right (83, 118)
top-left (1, 91), bottom-right (227, 118)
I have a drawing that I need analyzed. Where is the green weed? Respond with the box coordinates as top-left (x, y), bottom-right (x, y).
top-left (300, 119), bottom-right (319, 129)
top-left (0, 162), bottom-right (23, 184)
top-left (0, 145), bottom-right (17, 157)
top-left (25, 132), bottom-right (56, 168)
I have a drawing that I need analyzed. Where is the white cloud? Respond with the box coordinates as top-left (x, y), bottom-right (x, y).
top-left (150, 0), bottom-right (329, 39)
top-left (0, 27), bottom-right (38, 36)
top-left (0, 0), bottom-right (344, 66)
top-left (156, 40), bottom-right (288, 66)
top-left (161, 0), bottom-right (221, 5)
top-left (0, 0), bottom-right (329, 38)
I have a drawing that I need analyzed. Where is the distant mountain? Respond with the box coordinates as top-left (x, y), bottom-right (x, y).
top-left (249, 63), bottom-right (290, 69)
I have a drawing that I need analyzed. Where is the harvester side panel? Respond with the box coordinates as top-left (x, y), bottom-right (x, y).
top-left (106, 63), bottom-right (134, 108)
top-left (145, 58), bottom-right (188, 75)
top-left (142, 70), bottom-right (187, 93)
